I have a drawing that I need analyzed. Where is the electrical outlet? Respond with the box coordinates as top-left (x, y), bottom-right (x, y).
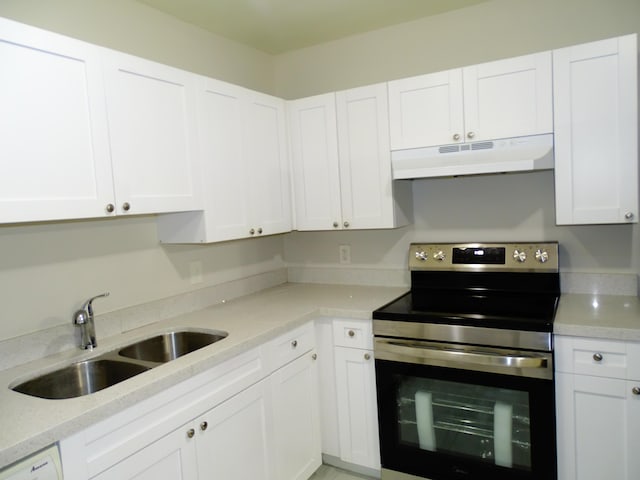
top-left (189, 260), bottom-right (203, 284)
top-left (339, 245), bottom-right (351, 264)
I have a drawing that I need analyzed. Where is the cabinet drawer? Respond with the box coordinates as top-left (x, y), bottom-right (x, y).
top-left (556, 336), bottom-right (628, 379)
top-left (333, 318), bottom-right (373, 349)
top-left (267, 322), bottom-right (315, 372)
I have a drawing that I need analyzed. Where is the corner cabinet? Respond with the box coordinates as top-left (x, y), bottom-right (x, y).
top-left (387, 51), bottom-right (553, 149)
top-left (157, 78), bottom-right (291, 243)
top-left (288, 84), bottom-right (412, 231)
top-left (553, 34), bottom-right (638, 225)
top-left (555, 336), bottom-right (640, 480)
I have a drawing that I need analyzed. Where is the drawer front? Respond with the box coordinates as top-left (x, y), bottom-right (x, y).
top-left (333, 318), bottom-right (373, 349)
top-left (267, 322), bottom-right (315, 372)
top-left (556, 336), bottom-right (628, 379)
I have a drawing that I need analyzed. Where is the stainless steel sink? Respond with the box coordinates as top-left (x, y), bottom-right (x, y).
top-left (118, 330), bottom-right (228, 363)
top-left (11, 359), bottom-right (151, 400)
top-left (11, 329), bottom-right (228, 399)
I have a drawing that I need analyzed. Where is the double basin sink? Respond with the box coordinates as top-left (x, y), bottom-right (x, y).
top-left (11, 329), bottom-right (228, 400)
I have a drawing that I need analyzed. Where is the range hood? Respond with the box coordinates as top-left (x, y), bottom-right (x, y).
top-left (391, 133), bottom-right (554, 180)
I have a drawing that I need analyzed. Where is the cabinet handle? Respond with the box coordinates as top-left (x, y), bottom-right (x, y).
top-left (106, 203), bottom-right (115, 213)
top-left (249, 228), bottom-right (255, 235)
top-left (467, 131), bottom-right (475, 139)
top-left (200, 421), bottom-right (208, 431)
top-left (122, 202), bottom-right (130, 212)
top-left (291, 340), bottom-right (298, 348)
top-left (187, 428), bottom-right (195, 438)
top-left (333, 221), bottom-right (339, 228)
top-left (593, 353), bottom-right (603, 362)
top-left (453, 133), bottom-right (461, 141)
top-left (257, 227), bottom-right (263, 234)
top-left (625, 212), bottom-right (634, 220)
top-left (348, 330), bottom-right (355, 337)
top-left (633, 387), bottom-right (640, 395)
top-left (343, 221), bottom-right (350, 228)
top-left (364, 353), bottom-right (371, 360)
top-left (312, 353), bottom-right (317, 360)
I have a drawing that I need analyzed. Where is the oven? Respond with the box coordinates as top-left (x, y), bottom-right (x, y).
top-left (373, 242), bottom-right (560, 480)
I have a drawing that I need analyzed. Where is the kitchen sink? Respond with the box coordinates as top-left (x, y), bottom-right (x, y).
top-left (11, 359), bottom-right (151, 400)
top-left (11, 329), bottom-right (229, 399)
top-left (118, 330), bottom-right (228, 363)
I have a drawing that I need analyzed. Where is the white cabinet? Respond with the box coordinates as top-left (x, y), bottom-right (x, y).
top-left (555, 336), bottom-right (640, 480)
top-left (271, 350), bottom-right (322, 480)
top-left (553, 34), bottom-right (638, 225)
top-left (288, 84), bottom-right (411, 231)
top-left (0, 17), bottom-right (114, 223)
top-left (102, 50), bottom-right (202, 216)
top-left (388, 51), bottom-right (552, 150)
top-left (156, 78), bottom-right (291, 243)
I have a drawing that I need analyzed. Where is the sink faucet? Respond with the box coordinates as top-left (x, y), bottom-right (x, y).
top-left (73, 292), bottom-right (110, 349)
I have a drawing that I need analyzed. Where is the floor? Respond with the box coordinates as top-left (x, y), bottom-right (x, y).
top-left (309, 464), bottom-right (378, 480)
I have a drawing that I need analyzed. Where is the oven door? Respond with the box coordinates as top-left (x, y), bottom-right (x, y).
top-left (374, 338), bottom-right (556, 480)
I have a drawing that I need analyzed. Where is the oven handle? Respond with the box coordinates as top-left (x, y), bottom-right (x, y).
top-left (375, 338), bottom-right (549, 369)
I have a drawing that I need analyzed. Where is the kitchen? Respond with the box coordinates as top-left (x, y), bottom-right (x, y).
top-left (0, 0), bottom-right (639, 479)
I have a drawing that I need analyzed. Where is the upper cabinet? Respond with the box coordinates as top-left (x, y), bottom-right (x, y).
top-left (102, 51), bottom-right (202, 216)
top-left (388, 52), bottom-right (553, 150)
top-left (0, 18), bottom-right (202, 224)
top-left (288, 84), bottom-right (412, 231)
top-left (0, 17), bottom-right (114, 223)
top-left (156, 78), bottom-right (291, 243)
top-left (553, 34), bottom-right (638, 225)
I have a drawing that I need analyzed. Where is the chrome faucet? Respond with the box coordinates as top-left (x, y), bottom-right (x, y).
top-left (73, 292), bottom-right (110, 349)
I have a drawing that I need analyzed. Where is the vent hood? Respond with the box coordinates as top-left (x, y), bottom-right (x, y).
top-left (391, 133), bottom-right (554, 180)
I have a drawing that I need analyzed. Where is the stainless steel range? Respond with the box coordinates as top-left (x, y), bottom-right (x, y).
top-left (373, 242), bottom-right (560, 480)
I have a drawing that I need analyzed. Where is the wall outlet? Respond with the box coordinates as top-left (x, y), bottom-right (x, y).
top-left (339, 245), bottom-right (351, 264)
top-left (189, 260), bottom-right (203, 284)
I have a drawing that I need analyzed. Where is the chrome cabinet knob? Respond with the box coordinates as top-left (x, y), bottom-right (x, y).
top-left (200, 421), bottom-right (208, 431)
top-left (122, 202), bottom-right (130, 212)
top-left (632, 387), bottom-right (640, 395)
top-left (333, 221), bottom-right (339, 228)
top-left (453, 133), bottom-right (461, 141)
top-left (467, 131), bottom-right (475, 139)
top-left (343, 221), bottom-right (350, 228)
top-left (348, 330), bottom-right (355, 337)
top-left (312, 353), bottom-right (317, 360)
top-left (364, 353), bottom-right (371, 360)
top-left (625, 212), bottom-right (634, 220)
top-left (187, 428), bottom-right (195, 438)
top-left (291, 340), bottom-right (298, 348)
top-left (257, 227), bottom-right (263, 234)
top-left (593, 353), bottom-right (603, 362)
top-left (249, 228), bottom-right (255, 235)
top-left (106, 203), bottom-right (115, 213)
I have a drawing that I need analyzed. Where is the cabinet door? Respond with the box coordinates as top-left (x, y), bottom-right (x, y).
top-left (103, 51), bottom-right (201, 216)
top-left (271, 350), bottom-right (322, 480)
top-left (334, 346), bottom-right (381, 470)
top-left (288, 94), bottom-right (342, 230)
top-left (388, 69), bottom-right (464, 149)
top-left (91, 425), bottom-right (198, 480)
top-left (556, 372), bottom-right (640, 480)
top-left (463, 51), bottom-right (552, 142)
top-left (195, 378), bottom-right (275, 480)
top-left (336, 83), bottom-right (400, 229)
top-left (0, 17), bottom-right (114, 223)
top-left (246, 91), bottom-right (292, 236)
top-left (554, 35), bottom-right (638, 225)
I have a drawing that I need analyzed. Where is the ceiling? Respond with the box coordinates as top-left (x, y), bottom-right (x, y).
top-left (137, 0), bottom-right (491, 54)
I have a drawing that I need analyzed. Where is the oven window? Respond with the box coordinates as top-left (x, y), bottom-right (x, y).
top-left (396, 375), bottom-right (532, 470)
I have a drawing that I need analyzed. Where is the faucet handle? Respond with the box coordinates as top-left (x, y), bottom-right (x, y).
top-left (82, 292), bottom-right (110, 317)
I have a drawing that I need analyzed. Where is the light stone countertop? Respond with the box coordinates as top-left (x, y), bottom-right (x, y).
top-left (1, 283), bottom-right (640, 469)
top-left (0, 283), bottom-right (406, 469)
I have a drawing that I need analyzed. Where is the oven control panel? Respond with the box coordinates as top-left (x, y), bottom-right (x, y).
top-left (409, 242), bottom-right (558, 272)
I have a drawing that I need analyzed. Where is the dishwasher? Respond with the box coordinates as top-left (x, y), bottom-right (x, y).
top-left (0, 445), bottom-right (63, 480)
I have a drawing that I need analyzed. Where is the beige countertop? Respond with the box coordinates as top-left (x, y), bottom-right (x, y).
top-left (1, 283), bottom-right (639, 469)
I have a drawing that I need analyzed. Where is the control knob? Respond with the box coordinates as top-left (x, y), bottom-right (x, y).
top-left (433, 250), bottom-right (446, 262)
top-left (415, 251), bottom-right (428, 261)
top-left (513, 249), bottom-right (527, 263)
top-left (535, 249), bottom-right (549, 263)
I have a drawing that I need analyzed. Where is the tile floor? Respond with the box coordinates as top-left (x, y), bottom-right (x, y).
top-left (309, 464), bottom-right (377, 480)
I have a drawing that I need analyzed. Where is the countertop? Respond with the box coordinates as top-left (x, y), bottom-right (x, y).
top-left (1, 284), bottom-right (639, 469)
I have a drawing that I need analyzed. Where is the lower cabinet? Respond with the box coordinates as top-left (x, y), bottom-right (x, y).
top-left (555, 336), bottom-right (640, 480)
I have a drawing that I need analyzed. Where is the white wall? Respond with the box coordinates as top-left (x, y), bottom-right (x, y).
top-left (278, 0), bottom-right (640, 281)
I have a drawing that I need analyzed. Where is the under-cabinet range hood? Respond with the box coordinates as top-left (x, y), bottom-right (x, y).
top-left (391, 133), bottom-right (554, 180)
